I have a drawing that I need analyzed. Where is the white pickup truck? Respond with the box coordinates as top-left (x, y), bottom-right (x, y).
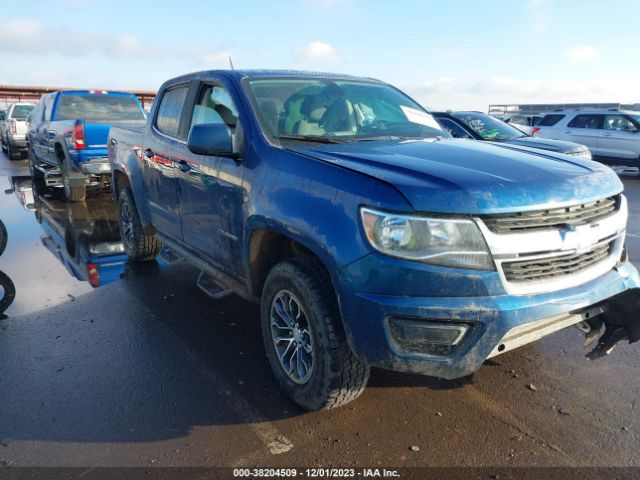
top-left (1, 103), bottom-right (35, 160)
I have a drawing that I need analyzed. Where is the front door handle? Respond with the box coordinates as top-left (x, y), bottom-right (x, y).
top-left (144, 148), bottom-right (154, 159)
top-left (178, 160), bottom-right (191, 172)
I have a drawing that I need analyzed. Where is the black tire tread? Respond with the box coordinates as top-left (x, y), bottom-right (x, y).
top-left (263, 258), bottom-right (370, 410)
top-left (118, 188), bottom-right (161, 261)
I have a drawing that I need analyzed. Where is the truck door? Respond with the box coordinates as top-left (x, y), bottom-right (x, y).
top-left (177, 79), bottom-right (246, 275)
top-left (141, 84), bottom-right (190, 240)
top-left (38, 94), bottom-right (55, 164)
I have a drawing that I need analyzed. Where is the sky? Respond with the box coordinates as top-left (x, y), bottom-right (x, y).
top-left (1, 0), bottom-right (639, 111)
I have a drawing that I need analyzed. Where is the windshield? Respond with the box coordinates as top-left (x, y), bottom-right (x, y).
top-left (55, 95), bottom-right (146, 123)
top-left (10, 105), bottom-right (34, 120)
top-left (630, 113), bottom-right (640, 124)
top-left (246, 78), bottom-right (447, 143)
top-left (453, 112), bottom-right (527, 141)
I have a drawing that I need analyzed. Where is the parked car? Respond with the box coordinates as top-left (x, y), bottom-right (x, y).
top-left (1, 103), bottom-right (35, 160)
top-left (433, 111), bottom-right (592, 159)
top-left (32, 184), bottom-right (128, 288)
top-left (533, 109), bottom-right (640, 165)
top-left (505, 114), bottom-right (543, 135)
top-left (27, 90), bottom-right (147, 202)
top-left (109, 70), bottom-right (640, 411)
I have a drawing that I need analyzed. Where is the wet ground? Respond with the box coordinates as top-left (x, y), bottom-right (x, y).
top-left (0, 153), bottom-right (639, 469)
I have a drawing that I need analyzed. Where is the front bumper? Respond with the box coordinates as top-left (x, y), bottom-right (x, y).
top-left (337, 258), bottom-right (640, 379)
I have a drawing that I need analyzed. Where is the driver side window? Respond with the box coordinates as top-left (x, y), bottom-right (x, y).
top-left (190, 84), bottom-right (241, 148)
top-left (191, 85), bottom-right (239, 132)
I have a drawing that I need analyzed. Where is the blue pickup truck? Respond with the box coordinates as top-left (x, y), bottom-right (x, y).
top-left (108, 70), bottom-right (640, 411)
top-left (27, 90), bottom-right (146, 201)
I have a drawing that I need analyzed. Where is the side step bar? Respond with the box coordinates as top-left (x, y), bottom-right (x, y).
top-left (156, 234), bottom-right (258, 303)
top-left (197, 270), bottom-right (233, 300)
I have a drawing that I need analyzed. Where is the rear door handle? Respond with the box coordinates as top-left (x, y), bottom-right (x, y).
top-left (178, 160), bottom-right (191, 172)
top-left (144, 148), bottom-right (154, 159)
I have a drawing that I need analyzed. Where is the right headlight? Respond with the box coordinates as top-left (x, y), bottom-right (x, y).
top-left (360, 207), bottom-right (494, 270)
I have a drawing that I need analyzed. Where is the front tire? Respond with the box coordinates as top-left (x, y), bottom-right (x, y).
top-left (118, 188), bottom-right (161, 261)
top-left (261, 259), bottom-right (370, 411)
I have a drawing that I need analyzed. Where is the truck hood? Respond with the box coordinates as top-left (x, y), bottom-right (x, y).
top-left (288, 138), bottom-right (622, 214)
top-left (489, 136), bottom-right (588, 153)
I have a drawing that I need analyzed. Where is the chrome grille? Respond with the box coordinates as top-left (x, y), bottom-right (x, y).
top-left (502, 241), bottom-right (613, 284)
top-left (482, 196), bottom-right (619, 233)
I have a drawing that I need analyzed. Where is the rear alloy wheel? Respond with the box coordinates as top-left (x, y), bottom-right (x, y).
top-left (118, 188), bottom-right (161, 261)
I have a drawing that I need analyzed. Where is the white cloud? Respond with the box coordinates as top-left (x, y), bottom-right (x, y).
top-left (0, 17), bottom-right (231, 66)
top-left (294, 41), bottom-right (340, 64)
top-left (565, 45), bottom-right (597, 62)
top-left (407, 75), bottom-right (638, 112)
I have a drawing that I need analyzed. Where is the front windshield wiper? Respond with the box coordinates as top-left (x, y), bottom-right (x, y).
top-left (276, 134), bottom-right (348, 144)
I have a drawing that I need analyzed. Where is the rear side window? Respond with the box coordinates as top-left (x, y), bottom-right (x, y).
top-left (155, 86), bottom-right (189, 138)
top-left (567, 114), bottom-right (602, 129)
top-left (56, 95), bottom-right (145, 123)
top-left (10, 105), bottom-right (34, 120)
top-left (537, 114), bottom-right (565, 126)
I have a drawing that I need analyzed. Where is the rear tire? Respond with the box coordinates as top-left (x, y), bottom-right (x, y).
top-left (7, 142), bottom-right (20, 161)
top-left (118, 188), bottom-right (161, 261)
top-left (61, 156), bottom-right (86, 202)
top-left (261, 258), bottom-right (370, 411)
top-left (28, 147), bottom-right (44, 180)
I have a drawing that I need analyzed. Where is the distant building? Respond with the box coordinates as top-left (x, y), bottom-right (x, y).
top-left (488, 102), bottom-right (640, 115)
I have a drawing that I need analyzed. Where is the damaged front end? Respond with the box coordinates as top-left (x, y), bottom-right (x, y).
top-left (582, 288), bottom-right (640, 359)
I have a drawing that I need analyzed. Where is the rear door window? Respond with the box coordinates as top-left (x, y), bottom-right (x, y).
top-left (537, 114), bottom-right (565, 126)
top-left (567, 114), bottom-right (603, 129)
top-left (603, 114), bottom-right (638, 132)
top-left (155, 86), bottom-right (189, 138)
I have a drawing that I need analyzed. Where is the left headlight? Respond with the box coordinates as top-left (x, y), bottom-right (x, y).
top-left (360, 207), bottom-right (494, 270)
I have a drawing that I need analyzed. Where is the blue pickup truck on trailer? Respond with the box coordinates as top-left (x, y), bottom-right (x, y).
top-left (27, 90), bottom-right (146, 201)
top-left (108, 70), bottom-right (640, 410)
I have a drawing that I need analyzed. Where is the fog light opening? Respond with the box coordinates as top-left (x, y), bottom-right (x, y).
top-left (387, 317), bottom-right (471, 356)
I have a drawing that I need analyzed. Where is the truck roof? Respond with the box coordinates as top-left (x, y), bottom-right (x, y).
top-left (166, 69), bottom-right (382, 85)
top-left (56, 90), bottom-right (138, 97)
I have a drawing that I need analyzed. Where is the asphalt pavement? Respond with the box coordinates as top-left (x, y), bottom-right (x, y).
top-left (1, 153), bottom-right (639, 469)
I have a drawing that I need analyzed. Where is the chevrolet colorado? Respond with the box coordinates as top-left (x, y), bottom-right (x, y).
top-left (108, 70), bottom-right (640, 410)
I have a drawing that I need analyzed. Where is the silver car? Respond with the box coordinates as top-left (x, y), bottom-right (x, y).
top-left (534, 109), bottom-right (640, 164)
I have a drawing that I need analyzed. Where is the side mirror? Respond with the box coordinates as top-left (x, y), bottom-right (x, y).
top-left (187, 123), bottom-right (238, 158)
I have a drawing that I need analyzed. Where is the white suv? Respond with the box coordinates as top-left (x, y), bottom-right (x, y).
top-left (533, 109), bottom-right (640, 164)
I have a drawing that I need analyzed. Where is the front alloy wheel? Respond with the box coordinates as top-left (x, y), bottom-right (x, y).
top-left (270, 290), bottom-right (314, 384)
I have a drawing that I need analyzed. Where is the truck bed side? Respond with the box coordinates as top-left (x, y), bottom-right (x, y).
top-left (108, 125), bottom-right (154, 230)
